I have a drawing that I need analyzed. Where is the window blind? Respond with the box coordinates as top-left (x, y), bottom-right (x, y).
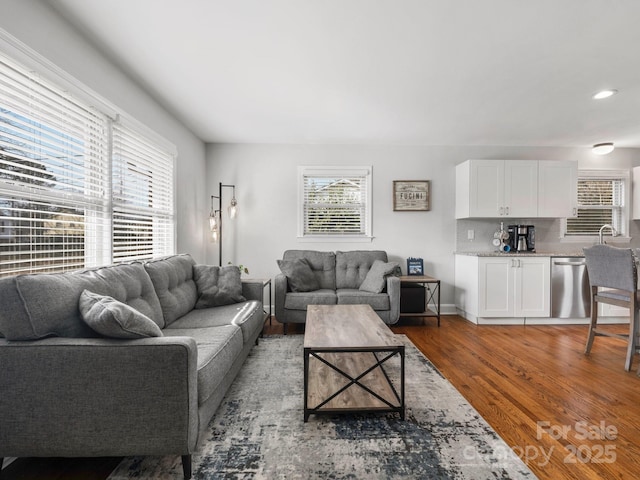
top-left (112, 120), bottom-right (174, 263)
top-left (0, 54), bottom-right (110, 276)
top-left (566, 177), bottom-right (624, 236)
top-left (0, 48), bottom-right (177, 277)
top-left (301, 167), bottom-right (371, 237)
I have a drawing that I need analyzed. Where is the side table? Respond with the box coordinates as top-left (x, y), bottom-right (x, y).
top-left (398, 275), bottom-right (440, 326)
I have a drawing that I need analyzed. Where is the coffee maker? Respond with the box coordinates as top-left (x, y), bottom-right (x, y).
top-left (507, 225), bottom-right (536, 253)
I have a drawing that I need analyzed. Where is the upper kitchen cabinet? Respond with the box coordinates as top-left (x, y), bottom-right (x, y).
top-left (455, 160), bottom-right (538, 218)
top-left (538, 161), bottom-right (578, 218)
top-left (455, 159), bottom-right (578, 219)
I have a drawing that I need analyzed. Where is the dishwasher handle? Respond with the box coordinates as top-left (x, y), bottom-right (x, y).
top-left (553, 261), bottom-right (586, 266)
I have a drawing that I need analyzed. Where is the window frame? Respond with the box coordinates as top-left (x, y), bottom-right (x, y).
top-left (297, 165), bottom-right (373, 242)
top-left (561, 169), bottom-right (630, 241)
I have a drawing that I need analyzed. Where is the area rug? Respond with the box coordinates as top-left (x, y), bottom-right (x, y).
top-left (108, 335), bottom-right (536, 479)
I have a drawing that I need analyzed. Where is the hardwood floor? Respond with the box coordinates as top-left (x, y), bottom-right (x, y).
top-left (3, 315), bottom-right (639, 479)
top-left (392, 316), bottom-right (640, 480)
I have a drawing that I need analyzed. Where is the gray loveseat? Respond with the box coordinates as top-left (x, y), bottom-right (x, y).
top-left (275, 250), bottom-right (401, 333)
top-left (0, 254), bottom-right (265, 479)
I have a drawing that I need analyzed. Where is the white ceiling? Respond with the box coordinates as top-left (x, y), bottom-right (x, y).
top-left (49, 0), bottom-right (640, 147)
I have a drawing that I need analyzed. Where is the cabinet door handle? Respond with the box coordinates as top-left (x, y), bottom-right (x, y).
top-left (505, 206), bottom-right (510, 215)
top-left (499, 206), bottom-right (504, 215)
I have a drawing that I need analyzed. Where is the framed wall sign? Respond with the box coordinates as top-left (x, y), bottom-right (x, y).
top-left (407, 257), bottom-right (424, 275)
top-left (393, 180), bottom-right (430, 211)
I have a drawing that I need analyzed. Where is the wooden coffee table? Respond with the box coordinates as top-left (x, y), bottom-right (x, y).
top-left (303, 304), bottom-right (405, 422)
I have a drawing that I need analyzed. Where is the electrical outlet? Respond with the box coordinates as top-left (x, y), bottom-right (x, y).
top-left (467, 229), bottom-right (475, 240)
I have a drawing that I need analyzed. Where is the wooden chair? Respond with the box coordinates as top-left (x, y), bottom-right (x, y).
top-left (583, 244), bottom-right (640, 372)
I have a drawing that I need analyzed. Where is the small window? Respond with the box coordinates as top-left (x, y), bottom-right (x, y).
top-left (565, 171), bottom-right (627, 237)
top-left (298, 166), bottom-right (372, 241)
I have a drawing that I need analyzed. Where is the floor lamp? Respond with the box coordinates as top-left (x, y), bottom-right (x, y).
top-left (209, 182), bottom-right (238, 266)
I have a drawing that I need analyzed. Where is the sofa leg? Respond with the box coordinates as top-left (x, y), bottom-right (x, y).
top-left (283, 323), bottom-right (288, 335)
top-left (181, 455), bottom-right (192, 479)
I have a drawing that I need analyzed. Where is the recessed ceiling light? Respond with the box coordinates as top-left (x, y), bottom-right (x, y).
top-left (592, 142), bottom-right (615, 155)
top-left (593, 89), bottom-right (618, 100)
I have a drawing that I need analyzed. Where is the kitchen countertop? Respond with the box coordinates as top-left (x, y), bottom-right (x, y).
top-left (455, 251), bottom-right (585, 257)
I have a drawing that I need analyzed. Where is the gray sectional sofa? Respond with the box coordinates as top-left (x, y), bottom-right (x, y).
top-left (0, 254), bottom-right (266, 479)
top-left (275, 250), bottom-right (401, 332)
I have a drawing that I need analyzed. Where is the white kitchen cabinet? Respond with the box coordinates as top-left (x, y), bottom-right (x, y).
top-left (538, 160), bottom-right (578, 218)
top-left (456, 160), bottom-right (538, 218)
top-left (455, 254), bottom-right (550, 323)
top-left (456, 159), bottom-right (578, 219)
top-left (479, 256), bottom-right (550, 317)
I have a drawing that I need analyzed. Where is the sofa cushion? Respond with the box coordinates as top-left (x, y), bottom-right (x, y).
top-left (163, 325), bottom-right (243, 406)
top-left (167, 300), bottom-right (263, 344)
top-left (282, 250), bottom-right (336, 290)
top-left (193, 265), bottom-right (246, 308)
top-left (144, 254), bottom-right (198, 325)
top-left (337, 289), bottom-right (391, 310)
top-left (0, 262), bottom-right (163, 341)
top-left (359, 259), bottom-right (400, 293)
top-left (79, 290), bottom-right (163, 339)
top-left (277, 258), bottom-right (320, 292)
top-left (283, 289), bottom-right (337, 310)
top-left (336, 250), bottom-right (389, 289)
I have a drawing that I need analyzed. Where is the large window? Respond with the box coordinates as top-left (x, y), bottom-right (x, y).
top-left (0, 51), bottom-right (175, 277)
top-left (298, 166), bottom-right (372, 240)
top-left (565, 171), bottom-right (627, 238)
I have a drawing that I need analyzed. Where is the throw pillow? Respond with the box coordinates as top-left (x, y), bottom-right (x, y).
top-left (193, 265), bottom-right (246, 309)
top-left (359, 260), bottom-right (400, 293)
top-left (277, 258), bottom-right (320, 292)
top-left (79, 290), bottom-right (163, 339)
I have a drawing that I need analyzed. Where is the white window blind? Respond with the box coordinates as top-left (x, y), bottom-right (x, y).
top-left (0, 54), bottom-right (110, 276)
top-left (0, 48), bottom-right (176, 278)
top-left (565, 175), bottom-right (626, 236)
top-left (112, 120), bottom-right (174, 263)
top-left (299, 166), bottom-right (372, 239)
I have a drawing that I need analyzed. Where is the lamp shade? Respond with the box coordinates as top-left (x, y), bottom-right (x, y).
top-left (593, 143), bottom-right (615, 155)
top-left (229, 197), bottom-right (238, 219)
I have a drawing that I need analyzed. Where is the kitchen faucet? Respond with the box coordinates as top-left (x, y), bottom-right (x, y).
top-left (598, 224), bottom-right (617, 244)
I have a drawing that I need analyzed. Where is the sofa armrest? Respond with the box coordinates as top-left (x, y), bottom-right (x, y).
top-left (0, 336), bottom-right (199, 458)
top-left (274, 273), bottom-right (289, 321)
top-left (387, 275), bottom-right (401, 324)
top-left (242, 279), bottom-right (266, 303)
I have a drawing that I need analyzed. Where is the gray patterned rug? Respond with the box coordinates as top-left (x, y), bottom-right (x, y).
top-left (108, 334), bottom-right (536, 479)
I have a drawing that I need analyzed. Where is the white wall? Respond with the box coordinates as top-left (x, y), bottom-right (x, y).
top-left (207, 144), bottom-right (640, 307)
top-left (0, 0), bottom-right (208, 261)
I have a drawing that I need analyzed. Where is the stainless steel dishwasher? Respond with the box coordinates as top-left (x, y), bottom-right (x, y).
top-left (551, 257), bottom-right (591, 318)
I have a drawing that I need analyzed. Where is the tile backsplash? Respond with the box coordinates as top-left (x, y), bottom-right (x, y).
top-left (455, 218), bottom-right (640, 254)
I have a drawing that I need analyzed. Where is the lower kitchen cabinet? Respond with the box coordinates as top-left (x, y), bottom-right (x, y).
top-left (455, 255), bottom-right (550, 323)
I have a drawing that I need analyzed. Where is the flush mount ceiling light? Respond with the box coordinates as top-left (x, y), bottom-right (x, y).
top-left (593, 89), bottom-right (618, 100)
top-left (592, 142), bottom-right (615, 155)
